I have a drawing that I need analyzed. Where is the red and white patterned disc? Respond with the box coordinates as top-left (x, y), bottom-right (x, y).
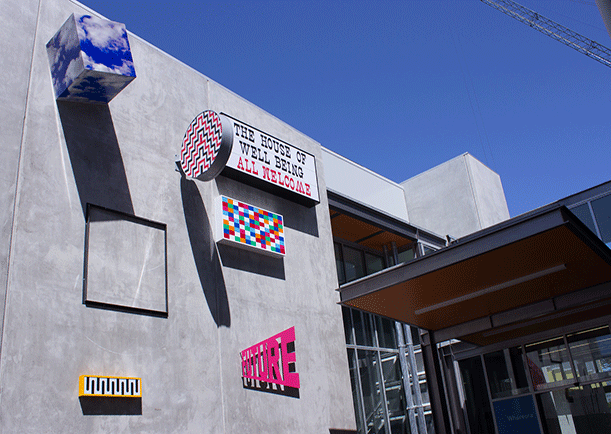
top-left (180, 110), bottom-right (223, 179)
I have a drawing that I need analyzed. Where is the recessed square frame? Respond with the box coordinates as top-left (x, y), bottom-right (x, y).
top-left (84, 204), bottom-right (168, 317)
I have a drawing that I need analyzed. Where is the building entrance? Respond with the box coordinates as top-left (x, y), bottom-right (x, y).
top-left (457, 324), bottom-right (611, 434)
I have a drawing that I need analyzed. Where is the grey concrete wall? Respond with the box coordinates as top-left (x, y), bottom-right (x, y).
top-left (465, 155), bottom-right (510, 230)
top-left (0, 0), bottom-right (356, 432)
top-left (0, 0), bottom-right (41, 353)
top-left (401, 153), bottom-right (509, 239)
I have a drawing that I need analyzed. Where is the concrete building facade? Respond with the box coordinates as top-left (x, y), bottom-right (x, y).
top-left (9, 1), bottom-right (608, 434)
top-left (1, 0), bottom-right (357, 432)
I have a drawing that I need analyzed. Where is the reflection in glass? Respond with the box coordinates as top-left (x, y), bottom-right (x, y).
top-left (381, 351), bottom-right (409, 433)
top-left (347, 348), bottom-right (366, 432)
top-left (526, 337), bottom-right (575, 390)
top-left (410, 327), bottom-right (421, 346)
top-left (419, 379), bottom-right (430, 405)
top-left (335, 243), bottom-right (346, 284)
top-left (421, 244), bottom-right (437, 256)
top-left (358, 349), bottom-right (387, 433)
top-left (376, 316), bottom-right (397, 349)
top-left (415, 351), bottom-right (425, 374)
top-left (354, 311), bottom-right (374, 347)
top-left (344, 245), bottom-right (366, 282)
top-left (342, 306), bottom-right (354, 345)
top-left (567, 326), bottom-right (611, 382)
top-left (459, 356), bottom-right (495, 434)
top-left (592, 194), bottom-right (611, 247)
top-left (397, 247), bottom-right (415, 264)
top-left (536, 382), bottom-right (611, 434)
top-left (484, 348), bottom-right (529, 399)
top-left (365, 252), bottom-right (384, 275)
top-left (570, 203), bottom-right (598, 235)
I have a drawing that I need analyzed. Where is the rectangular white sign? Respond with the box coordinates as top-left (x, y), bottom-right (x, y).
top-left (224, 115), bottom-right (319, 203)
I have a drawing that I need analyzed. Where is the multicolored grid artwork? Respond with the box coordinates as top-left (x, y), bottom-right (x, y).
top-left (217, 196), bottom-right (285, 256)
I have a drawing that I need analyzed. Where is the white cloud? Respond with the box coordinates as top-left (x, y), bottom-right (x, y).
top-left (64, 57), bottom-right (83, 86)
top-left (82, 53), bottom-right (134, 76)
top-left (77, 15), bottom-right (129, 52)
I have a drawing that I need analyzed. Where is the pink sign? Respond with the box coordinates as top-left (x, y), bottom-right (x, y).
top-left (240, 326), bottom-right (300, 389)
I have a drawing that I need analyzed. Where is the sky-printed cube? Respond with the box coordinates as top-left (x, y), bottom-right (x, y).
top-left (46, 14), bottom-right (136, 103)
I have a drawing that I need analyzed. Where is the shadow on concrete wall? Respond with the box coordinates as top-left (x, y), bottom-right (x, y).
top-left (216, 176), bottom-right (319, 238)
top-left (79, 396), bottom-right (142, 415)
top-left (217, 244), bottom-right (285, 280)
top-left (180, 176), bottom-right (231, 328)
top-left (281, 202), bottom-right (319, 238)
top-left (57, 101), bottom-right (134, 218)
top-left (242, 379), bottom-right (299, 398)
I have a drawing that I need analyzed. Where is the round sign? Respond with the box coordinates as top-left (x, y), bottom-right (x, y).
top-left (180, 110), bottom-right (233, 181)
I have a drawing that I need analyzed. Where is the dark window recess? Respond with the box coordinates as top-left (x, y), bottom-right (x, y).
top-left (459, 356), bottom-right (495, 434)
top-left (365, 252), bottom-right (384, 275)
top-left (334, 242), bottom-right (346, 284)
top-left (343, 246), bottom-right (366, 282)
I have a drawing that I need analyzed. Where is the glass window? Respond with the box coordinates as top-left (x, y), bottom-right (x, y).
top-left (381, 351), bottom-right (408, 433)
top-left (425, 413), bottom-right (435, 434)
top-left (343, 246), bottom-right (366, 282)
top-left (419, 379), bottom-right (430, 405)
top-left (536, 382), bottom-right (611, 434)
top-left (376, 316), bottom-right (397, 349)
top-left (334, 243), bottom-right (345, 284)
top-left (567, 326), bottom-right (611, 382)
top-left (342, 307), bottom-right (354, 345)
top-left (570, 203), bottom-right (598, 235)
top-left (358, 349), bottom-right (387, 433)
top-left (354, 311), bottom-right (374, 347)
top-left (410, 326), bottom-right (421, 346)
top-left (414, 351), bottom-right (425, 374)
top-left (459, 356), bottom-right (495, 434)
top-left (525, 336), bottom-right (575, 390)
top-left (347, 349), bottom-right (366, 432)
top-left (365, 252), bottom-right (384, 275)
top-left (592, 194), bottom-right (611, 248)
top-left (421, 244), bottom-right (437, 256)
top-left (484, 347), bottom-right (529, 399)
top-left (397, 247), bottom-right (415, 264)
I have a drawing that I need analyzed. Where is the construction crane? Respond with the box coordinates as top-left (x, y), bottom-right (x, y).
top-left (480, 0), bottom-right (611, 68)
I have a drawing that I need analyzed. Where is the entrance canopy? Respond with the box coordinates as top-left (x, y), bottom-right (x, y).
top-left (339, 205), bottom-right (611, 346)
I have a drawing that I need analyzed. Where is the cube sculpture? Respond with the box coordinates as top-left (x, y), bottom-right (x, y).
top-left (46, 14), bottom-right (136, 103)
top-left (216, 196), bottom-right (286, 257)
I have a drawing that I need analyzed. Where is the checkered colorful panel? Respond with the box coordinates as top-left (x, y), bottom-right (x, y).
top-left (221, 197), bottom-right (285, 255)
top-left (181, 111), bottom-right (223, 179)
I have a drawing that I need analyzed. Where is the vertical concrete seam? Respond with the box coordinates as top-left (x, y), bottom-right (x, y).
top-left (463, 155), bottom-right (483, 230)
top-left (208, 77), bottom-right (228, 434)
top-left (0, 0), bottom-right (43, 386)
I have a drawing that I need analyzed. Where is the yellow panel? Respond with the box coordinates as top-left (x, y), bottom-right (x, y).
top-left (79, 375), bottom-right (142, 398)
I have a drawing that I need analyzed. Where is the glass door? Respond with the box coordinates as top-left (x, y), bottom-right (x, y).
top-left (536, 382), bottom-right (611, 434)
top-left (458, 325), bottom-right (611, 434)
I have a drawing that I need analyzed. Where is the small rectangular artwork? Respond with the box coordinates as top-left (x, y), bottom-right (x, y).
top-left (79, 375), bottom-right (141, 398)
top-left (216, 196), bottom-right (285, 256)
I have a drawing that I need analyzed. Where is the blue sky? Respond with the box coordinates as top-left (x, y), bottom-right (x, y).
top-left (80, 0), bottom-right (611, 217)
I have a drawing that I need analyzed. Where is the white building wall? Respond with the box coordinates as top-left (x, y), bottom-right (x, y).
top-left (322, 147), bottom-right (410, 222)
top-left (401, 153), bottom-right (509, 239)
